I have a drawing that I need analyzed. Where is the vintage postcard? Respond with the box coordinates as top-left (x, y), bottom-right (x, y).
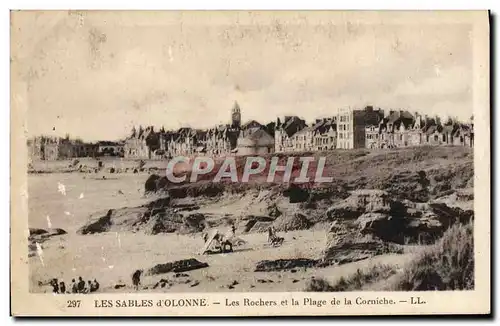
top-left (10, 10), bottom-right (490, 316)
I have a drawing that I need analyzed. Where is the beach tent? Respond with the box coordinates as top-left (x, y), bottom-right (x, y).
top-left (199, 229), bottom-right (220, 255)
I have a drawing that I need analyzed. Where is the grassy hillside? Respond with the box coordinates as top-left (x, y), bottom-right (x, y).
top-left (168, 146), bottom-right (473, 203)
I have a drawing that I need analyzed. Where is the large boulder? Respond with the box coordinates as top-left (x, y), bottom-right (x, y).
top-left (320, 239), bottom-right (403, 267)
top-left (326, 201), bottom-right (365, 220)
top-left (267, 203), bottom-right (282, 218)
top-left (404, 211), bottom-right (444, 244)
top-left (383, 171), bottom-right (431, 203)
top-left (322, 217), bottom-right (404, 266)
top-left (28, 228), bottom-right (67, 241)
top-left (355, 212), bottom-right (392, 232)
top-left (78, 209), bottom-right (114, 234)
top-left (350, 190), bottom-right (391, 213)
top-left (142, 211), bottom-right (184, 235)
top-left (156, 176), bottom-right (169, 191)
top-left (77, 207), bottom-right (148, 235)
top-left (429, 202), bottom-right (474, 227)
top-left (145, 174), bottom-right (161, 193)
top-left (180, 213), bottom-right (206, 234)
top-left (355, 212), bottom-right (407, 243)
top-left (144, 217), bottom-right (181, 235)
top-left (326, 189), bottom-right (407, 221)
top-left (272, 213), bottom-right (313, 232)
top-left (283, 184), bottom-right (309, 203)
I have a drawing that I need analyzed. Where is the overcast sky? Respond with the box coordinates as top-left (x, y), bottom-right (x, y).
top-left (12, 11), bottom-right (473, 142)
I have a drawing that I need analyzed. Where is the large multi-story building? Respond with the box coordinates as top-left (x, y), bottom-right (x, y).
top-left (337, 106), bottom-right (384, 149)
top-left (313, 118), bottom-right (337, 151)
top-left (124, 126), bottom-right (162, 159)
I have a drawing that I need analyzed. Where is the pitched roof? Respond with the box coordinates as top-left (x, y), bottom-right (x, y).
top-left (281, 116), bottom-right (307, 137)
top-left (243, 129), bottom-right (273, 141)
top-left (242, 120), bottom-right (262, 129)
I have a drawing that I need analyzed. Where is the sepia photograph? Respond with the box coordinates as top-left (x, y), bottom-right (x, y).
top-left (10, 10), bottom-right (490, 316)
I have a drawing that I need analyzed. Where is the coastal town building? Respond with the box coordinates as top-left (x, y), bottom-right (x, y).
top-left (124, 126), bottom-right (162, 159)
top-left (274, 116), bottom-right (308, 152)
top-left (312, 118), bottom-right (337, 151)
top-left (337, 106), bottom-right (384, 149)
top-left (27, 136), bottom-right (98, 161)
top-left (235, 128), bottom-right (275, 156)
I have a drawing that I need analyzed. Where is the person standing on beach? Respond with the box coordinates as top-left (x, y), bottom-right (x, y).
top-left (132, 270), bottom-right (142, 290)
top-left (50, 279), bottom-right (59, 294)
top-left (93, 279), bottom-right (100, 292)
top-left (59, 281), bottom-right (66, 294)
top-left (71, 279), bottom-right (78, 293)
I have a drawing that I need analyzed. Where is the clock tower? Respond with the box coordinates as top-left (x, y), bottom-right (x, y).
top-left (231, 101), bottom-right (241, 128)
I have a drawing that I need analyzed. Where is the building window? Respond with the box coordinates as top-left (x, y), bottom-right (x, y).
top-left (434, 135), bottom-right (438, 142)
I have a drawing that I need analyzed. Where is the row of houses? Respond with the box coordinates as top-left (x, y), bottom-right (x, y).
top-left (28, 103), bottom-right (474, 161)
top-left (274, 106), bottom-right (474, 152)
top-left (364, 110), bottom-right (474, 149)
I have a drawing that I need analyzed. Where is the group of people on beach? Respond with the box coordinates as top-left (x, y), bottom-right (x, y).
top-left (49, 276), bottom-right (100, 294)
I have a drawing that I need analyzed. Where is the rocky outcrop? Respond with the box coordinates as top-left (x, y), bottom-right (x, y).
top-left (283, 184), bottom-right (309, 203)
top-left (181, 213), bottom-right (206, 234)
top-left (326, 190), bottom-right (393, 220)
top-left (272, 213), bottom-right (313, 232)
top-left (77, 197), bottom-right (205, 235)
top-left (249, 221), bottom-right (273, 233)
top-left (323, 189), bottom-right (475, 249)
top-left (144, 174), bottom-right (170, 193)
top-left (322, 218), bottom-right (404, 266)
top-left (429, 202), bottom-right (474, 226)
top-left (267, 203), bottom-right (282, 218)
top-left (320, 239), bottom-right (403, 266)
top-left (255, 258), bottom-right (318, 272)
top-left (28, 228), bottom-right (67, 240)
top-left (237, 215), bottom-right (275, 233)
top-left (146, 258), bottom-right (209, 275)
top-left (78, 209), bottom-right (115, 234)
top-left (145, 174), bottom-right (160, 193)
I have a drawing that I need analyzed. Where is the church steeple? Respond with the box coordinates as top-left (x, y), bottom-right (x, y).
top-left (231, 101), bottom-right (241, 128)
